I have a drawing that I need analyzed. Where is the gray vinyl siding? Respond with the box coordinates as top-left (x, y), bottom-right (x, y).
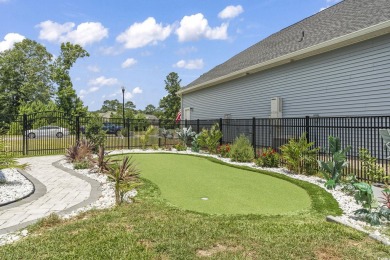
top-left (182, 33), bottom-right (390, 120)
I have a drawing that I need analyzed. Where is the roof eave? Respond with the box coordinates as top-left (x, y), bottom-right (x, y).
top-left (177, 20), bottom-right (390, 95)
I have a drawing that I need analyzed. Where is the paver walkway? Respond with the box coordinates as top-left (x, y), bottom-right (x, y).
top-left (0, 155), bottom-right (100, 234)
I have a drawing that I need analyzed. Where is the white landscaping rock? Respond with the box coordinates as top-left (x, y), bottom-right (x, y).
top-left (0, 168), bottom-right (34, 205)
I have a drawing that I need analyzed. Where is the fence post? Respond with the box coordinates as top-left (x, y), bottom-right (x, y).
top-left (127, 118), bottom-right (131, 149)
top-left (22, 114), bottom-right (27, 155)
top-left (158, 120), bottom-right (161, 148)
top-left (185, 119), bottom-right (188, 128)
top-left (252, 117), bottom-right (257, 158)
top-left (305, 116), bottom-right (310, 142)
top-left (219, 118), bottom-right (223, 146)
top-left (197, 119), bottom-right (200, 133)
top-left (75, 116), bottom-right (80, 143)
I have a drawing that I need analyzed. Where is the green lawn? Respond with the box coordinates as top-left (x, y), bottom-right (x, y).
top-left (128, 153), bottom-right (311, 215)
top-left (0, 153), bottom-right (389, 259)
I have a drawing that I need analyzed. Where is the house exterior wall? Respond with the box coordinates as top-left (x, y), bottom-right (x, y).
top-left (181, 33), bottom-right (390, 120)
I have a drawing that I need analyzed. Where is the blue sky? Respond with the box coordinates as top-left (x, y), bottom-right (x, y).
top-left (0, 0), bottom-right (340, 111)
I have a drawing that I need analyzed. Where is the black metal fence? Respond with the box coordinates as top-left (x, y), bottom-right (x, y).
top-left (1, 112), bottom-right (390, 181)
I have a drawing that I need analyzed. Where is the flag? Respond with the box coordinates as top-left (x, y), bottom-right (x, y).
top-left (175, 111), bottom-right (181, 123)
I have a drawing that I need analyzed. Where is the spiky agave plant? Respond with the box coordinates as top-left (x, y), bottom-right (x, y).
top-left (107, 156), bottom-right (140, 205)
top-left (65, 139), bottom-right (94, 163)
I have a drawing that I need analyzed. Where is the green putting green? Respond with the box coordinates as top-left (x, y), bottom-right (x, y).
top-left (128, 153), bottom-right (311, 215)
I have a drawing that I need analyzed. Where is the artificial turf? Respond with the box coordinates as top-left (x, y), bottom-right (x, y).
top-left (126, 153), bottom-right (311, 215)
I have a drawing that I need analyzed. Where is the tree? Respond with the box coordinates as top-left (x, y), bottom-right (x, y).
top-left (99, 99), bottom-right (122, 113)
top-left (144, 104), bottom-right (156, 115)
top-left (0, 39), bottom-right (54, 115)
top-left (159, 72), bottom-right (181, 120)
top-left (53, 42), bottom-right (89, 116)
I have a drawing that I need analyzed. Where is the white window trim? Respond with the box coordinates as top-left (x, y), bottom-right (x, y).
top-left (184, 107), bottom-right (191, 120)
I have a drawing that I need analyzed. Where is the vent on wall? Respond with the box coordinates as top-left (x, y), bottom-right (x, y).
top-left (270, 97), bottom-right (283, 118)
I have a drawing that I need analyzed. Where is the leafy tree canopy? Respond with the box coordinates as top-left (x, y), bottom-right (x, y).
top-left (159, 72), bottom-right (181, 120)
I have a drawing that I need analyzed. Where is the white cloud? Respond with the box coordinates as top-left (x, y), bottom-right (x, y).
top-left (132, 87), bottom-right (143, 94)
top-left (121, 58), bottom-right (138, 68)
top-left (37, 20), bottom-right (108, 46)
top-left (176, 13), bottom-right (228, 42)
top-left (124, 92), bottom-right (133, 99)
top-left (0, 33), bottom-right (25, 52)
top-left (79, 89), bottom-right (87, 95)
top-left (87, 65), bottom-right (100, 73)
top-left (88, 86), bottom-right (99, 93)
top-left (89, 76), bottom-right (119, 86)
top-left (116, 17), bottom-right (171, 49)
top-left (176, 46), bottom-right (197, 55)
top-left (218, 5), bottom-right (244, 19)
top-left (99, 46), bottom-right (123, 56)
top-left (174, 59), bottom-right (204, 70)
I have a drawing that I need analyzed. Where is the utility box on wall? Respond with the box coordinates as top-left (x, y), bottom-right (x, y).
top-left (270, 97), bottom-right (283, 118)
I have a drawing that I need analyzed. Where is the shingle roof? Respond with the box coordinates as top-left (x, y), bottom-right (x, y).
top-left (184, 0), bottom-right (390, 89)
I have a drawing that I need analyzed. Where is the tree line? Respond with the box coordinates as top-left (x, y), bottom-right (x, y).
top-left (0, 38), bottom-right (182, 122)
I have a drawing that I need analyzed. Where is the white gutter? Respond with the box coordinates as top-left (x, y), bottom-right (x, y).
top-left (177, 20), bottom-right (390, 95)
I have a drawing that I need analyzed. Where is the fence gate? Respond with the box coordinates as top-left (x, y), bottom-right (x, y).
top-left (24, 111), bottom-right (76, 155)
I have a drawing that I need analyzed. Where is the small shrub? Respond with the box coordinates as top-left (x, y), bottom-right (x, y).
top-left (74, 160), bottom-right (91, 169)
top-left (174, 142), bottom-right (187, 151)
top-left (318, 136), bottom-right (350, 189)
top-left (140, 125), bottom-right (155, 150)
top-left (198, 123), bottom-right (222, 153)
top-left (152, 144), bottom-right (159, 150)
top-left (107, 156), bottom-right (140, 205)
top-left (176, 126), bottom-right (196, 147)
top-left (84, 115), bottom-right (107, 151)
top-left (191, 134), bottom-right (200, 152)
top-left (280, 133), bottom-right (318, 176)
top-left (341, 174), bottom-right (359, 195)
top-left (0, 135), bottom-right (28, 170)
top-left (65, 139), bottom-right (93, 163)
top-left (255, 147), bottom-right (279, 168)
top-left (359, 148), bottom-right (386, 183)
top-left (217, 144), bottom-right (231, 158)
top-left (229, 135), bottom-right (254, 162)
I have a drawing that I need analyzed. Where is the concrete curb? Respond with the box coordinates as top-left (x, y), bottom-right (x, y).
top-left (0, 160), bottom-right (102, 235)
top-left (326, 215), bottom-right (390, 246)
top-left (0, 169), bottom-right (46, 210)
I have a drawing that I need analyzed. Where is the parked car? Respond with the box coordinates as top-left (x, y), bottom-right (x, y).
top-left (80, 122), bottom-right (123, 136)
top-left (26, 126), bottom-right (69, 139)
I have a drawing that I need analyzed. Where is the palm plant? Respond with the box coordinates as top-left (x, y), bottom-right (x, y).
top-left (107, 156), bottom-right (140, 205)
top-left (91, 145), bottom-right (111, 173)
top-left (65, 139), bottom-right (94, 163)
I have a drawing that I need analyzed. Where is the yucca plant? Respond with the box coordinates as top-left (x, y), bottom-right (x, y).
top-left (280, 133), bottom-right (318, 175)
top-left (91, 145), bottom-right (111, 173)
top-left (107, 156), bottom-right (140, 205)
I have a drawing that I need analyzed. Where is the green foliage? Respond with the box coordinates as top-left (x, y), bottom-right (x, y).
top-left (159, 72), bottom-right (181, 120)
top-left (191, 134), bottom-right (200, 152)
top-left (107, 156), bottom-right (140, 205)
top-left (341, 174), bottom-right (359, 195)
top-left (53, 42), bottom-right (89, 117)
top-left (359, 148), bottom-right (386, 183)
top-left (229, 134), bottom-right (255, 162)
top-left (73, 160), bottom-right (91, 170)
top-left (197, 123), bottom-right (223, 153)
top-left (84, 115), bottom-right (107, 150)
top-left (0, 135), bottom-right (28, 171)
top-left (139, 125), bottom-right (155, 150)
top-left (65, 139), bottom-right (93, 163)
top-left (382, 186), bottom-right (390, 209)
top-left (174, 142), bottom-right (187, 151)
top-left (256, 147), bottom-right (279, 168)
top-left (91, 145), bottom-right (111, 173)
top-left (176, 126), bottom-right (196, 147)
top-left (159, 128), bottom-right (173, 149)
top-left (0, 39), bottom-right (54, 116)
top-left (217, 144), bottom-right (231, 158)
top-left (280, 133), bottom-right (318, 175)
top-left (318, 136), bottom-right (351, 189)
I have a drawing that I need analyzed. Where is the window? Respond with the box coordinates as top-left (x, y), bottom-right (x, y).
top-left (184, 107), bottom-right (191, 120)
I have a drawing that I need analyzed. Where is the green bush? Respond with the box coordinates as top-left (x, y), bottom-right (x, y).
top-left (280, 133), bottom-right (318, 175)
top-left (217, 144), bottom-right (231, 158)
top-left (255, 147), bottom-right (279, 168)
top-left (139, 125), bottom-right (155, 150)
top-left (84, 115), bottom-right (107, 151)
top-left (74, 160), bottom-right (91, 169)
top-left (229, 135), bottom-right (254, 162)
top-left (191, 134), bottom-right (200, 152)
top-left (359, 148), bottom-right (386, 183)
top-left (197, 123), bottom-right (222, 153)
top-left (174, 142), bottom-right (187, 151)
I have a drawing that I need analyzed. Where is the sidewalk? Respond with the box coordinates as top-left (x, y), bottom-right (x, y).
top-left (0, 155), bottom-right (101, 234)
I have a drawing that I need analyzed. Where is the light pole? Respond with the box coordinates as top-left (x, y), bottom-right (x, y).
top-left (121, 86), bottom-right (125, 127)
